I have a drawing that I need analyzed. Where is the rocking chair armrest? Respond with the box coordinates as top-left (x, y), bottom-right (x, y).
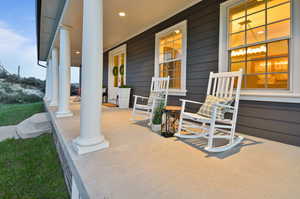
top-left (133, 95), bottom-right (149, 100)
top-left (179, 99), bottom-right (204, 105)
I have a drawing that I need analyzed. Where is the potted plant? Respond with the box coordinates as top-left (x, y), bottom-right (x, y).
top-left (151, 101), bottom-right (164, 132)
top-left (117, 85), bottom-right (131, 109)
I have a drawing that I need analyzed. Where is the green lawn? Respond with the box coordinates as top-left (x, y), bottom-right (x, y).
top-left (0, 102), bottom-right (44, 126)
top-left (0, 134), bottom-right (69, 199)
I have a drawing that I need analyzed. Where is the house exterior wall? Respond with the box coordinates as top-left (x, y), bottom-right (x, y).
top-left (103, 0), bottom-right (300, 146)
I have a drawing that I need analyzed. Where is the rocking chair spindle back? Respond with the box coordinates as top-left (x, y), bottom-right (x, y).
top-left (131, 76), bottom-right (170, 125)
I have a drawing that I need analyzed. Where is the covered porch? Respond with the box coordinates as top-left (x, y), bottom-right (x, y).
top-left (46, 102), bottom-right (300, 198)
top-left (37, 0), bottom-right (300, 198)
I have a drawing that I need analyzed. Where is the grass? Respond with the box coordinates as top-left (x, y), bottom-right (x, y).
top-left (0, 102), bottom-right (44, 126)
top-left (0, 134), bottom-right (69, 199)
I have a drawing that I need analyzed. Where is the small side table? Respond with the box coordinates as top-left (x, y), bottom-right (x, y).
top-left (161, 106), bottom-right (181, 137)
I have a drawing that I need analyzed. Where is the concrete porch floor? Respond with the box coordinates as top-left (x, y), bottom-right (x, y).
top-left (47, 102), bottom-right (300, 199)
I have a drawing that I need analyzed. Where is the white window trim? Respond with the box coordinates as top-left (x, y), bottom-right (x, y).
top-left (154, 20), bottom-right (187, 96)
top-left (219, 0), bottom-right (300, 103)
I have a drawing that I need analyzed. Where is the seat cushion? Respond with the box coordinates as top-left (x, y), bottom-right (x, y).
top-left (147, 92), bottom-right (165, 106)
top-left (197, 95), bottom-right (233, 120)
top-left (183, 112), bottom-right (233, 124)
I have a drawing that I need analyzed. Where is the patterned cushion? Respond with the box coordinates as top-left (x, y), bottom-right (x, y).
top-left (147, 92), bottom-right (165, 106)
top-left (197, 95), bottom-right (233, 119)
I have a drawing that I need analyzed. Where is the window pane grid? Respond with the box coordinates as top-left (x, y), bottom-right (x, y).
top-left (228, 0), bottom-right (290, 48)
top-left (267, 0), bottom-right (290, 8)
top-left (230, 39), bottom-right (289, 89)
top-left (159, 32), bottom-right (183, 66)
top-left (228, 20), bottom-right (290, 48)
top-left (229, 1), bottom-right (290, 22)
top-left (159, 60), bottom-right (181, 89)
top-left (232, 55), bottom-right (288, 64)
top-left (158, 57), bottom-right (181, 64)
top-left (229, 17), bottom-right (290, 34)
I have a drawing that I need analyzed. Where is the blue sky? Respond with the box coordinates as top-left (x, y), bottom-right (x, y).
top-left (0, 0), bottom-right (79, 82)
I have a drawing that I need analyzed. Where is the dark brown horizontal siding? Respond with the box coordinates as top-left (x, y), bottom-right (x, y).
top-left (237, 101), bottom-right (300, 145)
top-left (103, 52), bottom-right (109, 88)
top-left (103, 0), bottom-right (300, 146)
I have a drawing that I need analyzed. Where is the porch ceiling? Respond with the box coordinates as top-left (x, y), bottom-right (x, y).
top-left (39, 0), bottom-right (202, 66)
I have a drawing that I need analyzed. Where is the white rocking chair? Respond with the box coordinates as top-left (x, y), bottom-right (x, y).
top-left (175, 69), bottom-right (243, 152)
top-left (131, 77), bottom-right (169, 125)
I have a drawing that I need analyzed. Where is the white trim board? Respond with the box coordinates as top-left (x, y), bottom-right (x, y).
top-left (108, 44), bottom-right (127, 103)
top-left (218, 0), bottom-right (300, 103)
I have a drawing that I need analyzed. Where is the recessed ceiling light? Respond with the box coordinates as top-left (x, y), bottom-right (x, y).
top-left (174, 30), bottom-right (180, 34)
top-left (118, 12), bottom-right (126, 17)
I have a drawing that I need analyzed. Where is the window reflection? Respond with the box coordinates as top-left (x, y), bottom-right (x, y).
top-left (267, 3), bottom-right (290, 23)
top-left (267, 20), bottom-right (290, 40)
top-left (247, 0), bottom-right (266, 14)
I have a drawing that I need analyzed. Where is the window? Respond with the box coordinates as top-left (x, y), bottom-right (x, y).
top-left (228, 0), bottom-right (290, 89)
top-left (155, 20), bottom-right (187, 96)
top-left (219, 0), bottom-right (300, 103)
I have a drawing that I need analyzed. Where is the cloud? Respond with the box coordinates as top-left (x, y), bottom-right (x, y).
top-left (0, 20), bottom-right (45, 80)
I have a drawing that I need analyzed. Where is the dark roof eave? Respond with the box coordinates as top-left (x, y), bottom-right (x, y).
top-left (35, 0), bottom-right (42, 62)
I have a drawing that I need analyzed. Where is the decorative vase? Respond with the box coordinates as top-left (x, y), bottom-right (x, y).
top-left (117, 88), bottom-right (131, 109)
top-left (151, 124), bottom-right (161, 132)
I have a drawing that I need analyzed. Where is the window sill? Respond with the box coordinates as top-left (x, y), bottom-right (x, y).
top-left (240, 91), bottom-right (300, 103)
top-left (168, 89), bottom-right (187, 96)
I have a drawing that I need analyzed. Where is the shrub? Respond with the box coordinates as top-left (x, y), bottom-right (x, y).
top-left (119, 85), bottom-right (132, 88)
top-left (20, 77), bottom-right (45, 92)
top-left (152, 101), bottom-right (165, 125)
top-left (0, 71), bottom-right (8, 78)
top-left (1, 83), bottom-right (14, 93)
top-left (0, 90), bottom-right (42, 104)
top-left (0, 70), bottom-right (45, 92)
top-left (5, 74), bottom-right (19, 84)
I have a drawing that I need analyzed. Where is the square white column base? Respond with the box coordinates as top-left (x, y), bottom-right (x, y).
top-left (49, 102), bottom-right (58, 107)
top-left (72, 139), bottom-right (109, 155)
top-left (44, 98), bottom-right (51, 103)
top-left (55, 111), bottom-right (73, 118)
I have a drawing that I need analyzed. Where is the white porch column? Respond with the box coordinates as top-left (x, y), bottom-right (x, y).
top-left (71, 178), bottom-right (80, 199)
top-left (49, 48), bottom-right (59, 106)
top-left (47, 57), bottom-right (53, 102)
top-left (44, 61), bottom-right (50, 101)
top-left (73, 0), bottom-right (108, 155)
top-left (56, 26), bottom-right (73, 117)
